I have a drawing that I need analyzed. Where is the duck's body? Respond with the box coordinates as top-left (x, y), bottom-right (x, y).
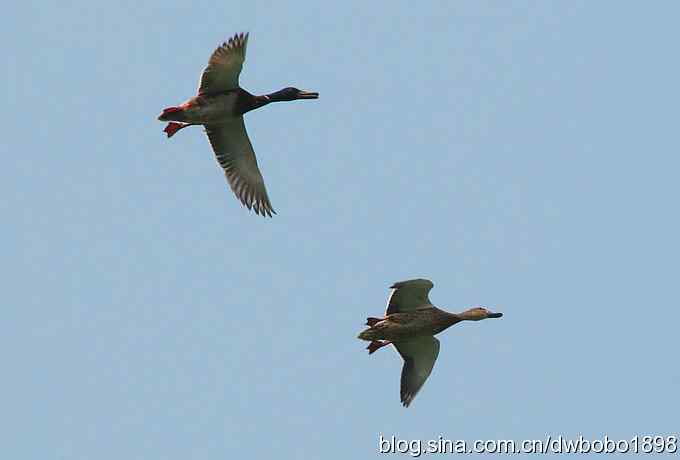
top-left (358, 308), bottom-right (461, 342)
top-left (358, 279), bottom-right (503, 407)
top-left (160, 88), bottom-right (306, 125)
top-left (158, 33), bottom-right (318, 217)
top-left (162, 92), bottom-right (245, 124)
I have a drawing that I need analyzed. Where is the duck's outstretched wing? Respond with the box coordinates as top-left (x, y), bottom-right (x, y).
top-left (198, 33), bottom-right (248, 95)
top-left (386, 279), bottom-right (434, 315)
top-left (395, 336), bottom-right (440, 407)
top-left (204, 118), bottom-right (275, 217)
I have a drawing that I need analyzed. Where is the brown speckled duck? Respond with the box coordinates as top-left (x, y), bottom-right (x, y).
top-left (358, 279), bottom-right (503, 407)
top-left (158, 33), bottom-right (319, 217)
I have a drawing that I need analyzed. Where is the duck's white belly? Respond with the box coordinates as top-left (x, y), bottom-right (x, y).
top-left (183, 93), bottom-right (239, 124)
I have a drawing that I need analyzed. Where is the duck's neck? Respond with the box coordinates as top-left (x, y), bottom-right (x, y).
top-left (456, 309), bottom-right (484, 321)
top-left (235, 89), bottom-right (273, 115)
top-left (430, 310), bottom-right (462, 335)
top-left (240, 95), bottom-right (269, 114)
top-left (238, 90), bottom-right (293, 115)
top-left (264, 90), bottom-right (288, 102)
top-left (439, 310), bottom-right (463, 327)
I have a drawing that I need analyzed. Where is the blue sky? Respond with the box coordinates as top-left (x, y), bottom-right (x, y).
top-left (3, 1), bottom-right (679, 458)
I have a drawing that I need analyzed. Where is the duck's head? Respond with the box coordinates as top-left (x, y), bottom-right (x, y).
top-left (267, 87), bottom-right (319, 101)
top-left (461, 306), bottom-right (503, 321)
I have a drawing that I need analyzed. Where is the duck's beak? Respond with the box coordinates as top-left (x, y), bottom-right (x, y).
top-left (296, 90), bottom-right (319, 99)
top-left (487, 312), bottom-right (503, 319)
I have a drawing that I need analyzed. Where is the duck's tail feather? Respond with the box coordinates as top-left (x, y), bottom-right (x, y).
top-left (357, 327), bottom-right (377, 341)
top-left (158, 106), bottom-right (188, 122)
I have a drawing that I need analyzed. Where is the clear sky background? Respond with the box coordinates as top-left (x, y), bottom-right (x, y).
top-left (3, 1), bottom-right (679, 458)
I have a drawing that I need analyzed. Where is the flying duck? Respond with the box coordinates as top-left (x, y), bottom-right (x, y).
top-left (158, 33), bottom-right (319, 217)
top-left (357, 279), bottom-right (503, 407)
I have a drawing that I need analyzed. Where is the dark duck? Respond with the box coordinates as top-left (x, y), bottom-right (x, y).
top-left (158, 33), bottom-right (319, 217)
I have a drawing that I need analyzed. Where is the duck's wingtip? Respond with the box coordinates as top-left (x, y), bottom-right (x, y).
top-left (389, 279), bottom-right (433, 290)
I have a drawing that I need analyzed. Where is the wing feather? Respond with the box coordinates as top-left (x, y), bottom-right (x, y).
top-left (198, 33), bottom-right (248, 95)
top-left (205, 119), bottom-right (275, 217)
top-left (395, 337), bottom-right (440, 407)
top-left (386, 279), bottom-right (434, 315)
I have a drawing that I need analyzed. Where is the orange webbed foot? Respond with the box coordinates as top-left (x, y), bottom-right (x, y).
top-left (164, 122), bottom-right (187, 138)
top-left (366, 317), bottom-right (383, 327)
